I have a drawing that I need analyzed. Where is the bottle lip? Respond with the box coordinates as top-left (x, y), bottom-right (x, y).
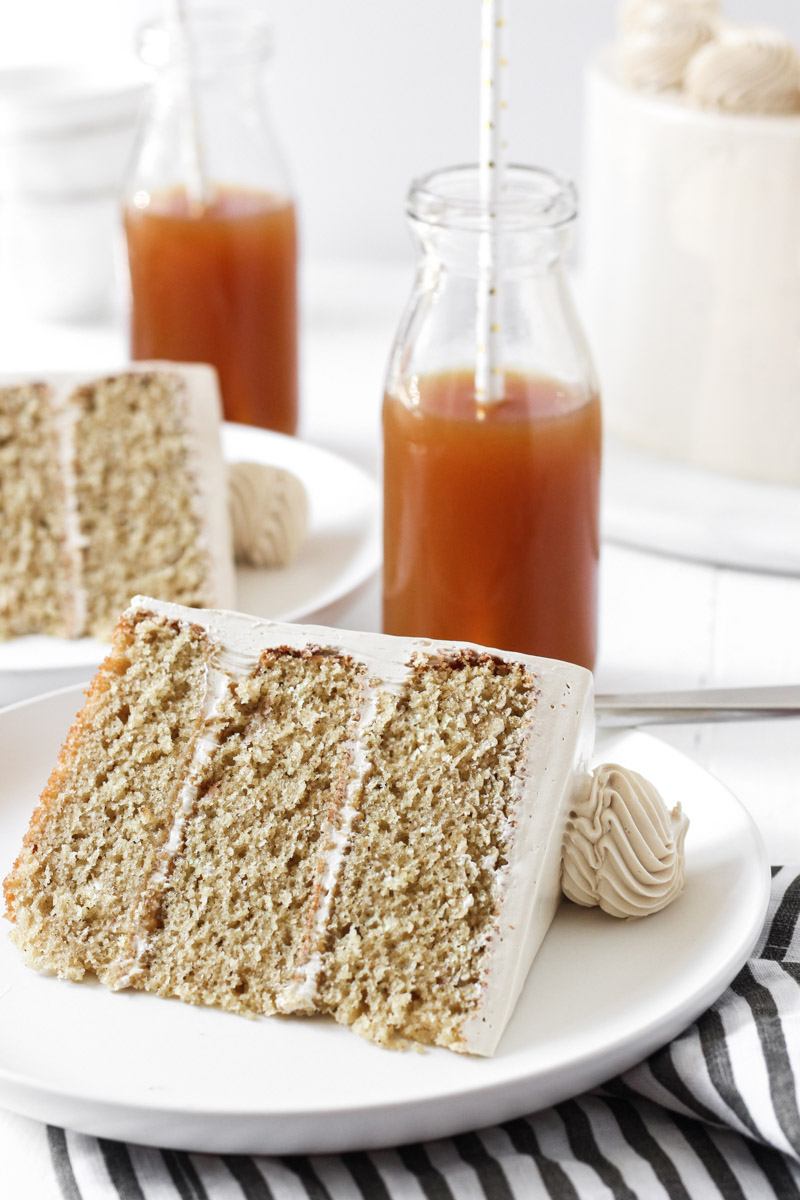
top-left (138, 5), bottom-right (272, 69)
top-left (407, 164), bottom-right (578, 233)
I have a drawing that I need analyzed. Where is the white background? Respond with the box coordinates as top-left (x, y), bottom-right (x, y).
top-left (1, 0), bottom-right (799, 262)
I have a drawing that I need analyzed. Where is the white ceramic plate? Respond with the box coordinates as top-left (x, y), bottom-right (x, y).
top-left (0, 426), bottom-right (380, 673)
top-left (0, 687), bottom-right (770, 1154)
top-left (602, 435), bottom-right (800, 575)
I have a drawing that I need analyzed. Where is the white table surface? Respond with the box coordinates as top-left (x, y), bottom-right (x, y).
top-left (1, 258), bottom-right (798, 871)
top-left (0, 260), bottom-right (799, 1194)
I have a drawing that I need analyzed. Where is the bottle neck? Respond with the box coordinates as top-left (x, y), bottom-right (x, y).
top-left (127, 11), bottom-right (289, 207)
top-left (409, 219), bottom-right (572, 277)
top-left (140, 11), bottom-right (271, 90)
top-left (405, 164), bottom-right (577, 277)
top-left (388, 166), bottom-right (594, 398)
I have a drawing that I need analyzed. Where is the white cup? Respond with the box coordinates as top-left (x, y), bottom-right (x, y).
top-left (0, 65), bottom-right (146, 322)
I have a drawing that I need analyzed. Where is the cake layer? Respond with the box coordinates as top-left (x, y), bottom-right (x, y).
top-left (0, 364), bottom-right (235, 641)
top-left (5, 609), bottom-right (214, 980)
top-left (315, 653), bottom-right (537, 1050)
top-left (73, 371), bottom-right (217, 637)
top-left (144, 648), bottom-right (366, 1014)
top-left (0, 383), bottom-right (71, 638)
top-left (4, 597), bottom-right (594, 1056)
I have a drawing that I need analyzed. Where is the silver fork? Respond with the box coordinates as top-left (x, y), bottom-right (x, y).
top-left (595, 685), bottom-right (800, 726)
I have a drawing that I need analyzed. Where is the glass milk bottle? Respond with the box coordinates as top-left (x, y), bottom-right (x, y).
top-left (382, 165), bottom-right (601, 669)
top-left (123, 5), bottom-right (298, 434)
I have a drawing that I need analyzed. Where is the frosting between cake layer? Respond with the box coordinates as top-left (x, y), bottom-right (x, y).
top-left (109, 600), bottom-right (425, 1007)
top-left (50, 383), bottom-right (89, 638)
top-left (275, 669), bottom-right (406, 1014)
top-left (108, 643), bottom-right (257, 990)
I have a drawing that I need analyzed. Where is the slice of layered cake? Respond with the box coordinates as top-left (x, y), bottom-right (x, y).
top-left (0, 366), bottom-right (235, 641)
top-left (4, 597), bottom-right (594, 1055)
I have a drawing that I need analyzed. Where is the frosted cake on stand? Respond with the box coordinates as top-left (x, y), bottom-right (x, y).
top-left (583, 3), bottom-right (800, 486)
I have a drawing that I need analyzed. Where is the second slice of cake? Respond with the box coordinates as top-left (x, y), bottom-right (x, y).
top-left (0, 365), bottom-right (235, 640)
top-left (4, 597), bottom-right (594, 1055)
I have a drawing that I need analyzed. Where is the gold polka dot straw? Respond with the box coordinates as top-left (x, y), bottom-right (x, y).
top-left (476, 0), bottom-right (507, 404)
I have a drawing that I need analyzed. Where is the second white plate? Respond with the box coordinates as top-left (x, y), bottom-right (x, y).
top-left (602, 435), bottom-right (800, 575)
top-left (0, 425), bottom-right (380, 673)
top-left (0, 688), bottom-right (771, 1154)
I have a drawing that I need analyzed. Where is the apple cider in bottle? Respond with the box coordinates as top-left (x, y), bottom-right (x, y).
top-left (123, 8), bottom-right (298, 435)
top-left (383, 167), bottom-right (601, 669)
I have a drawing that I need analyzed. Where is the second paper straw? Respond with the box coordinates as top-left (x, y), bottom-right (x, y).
top-left (166, 0), bottom-right (209, 214)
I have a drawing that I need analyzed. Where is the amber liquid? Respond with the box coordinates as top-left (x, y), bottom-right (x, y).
top-left (125, 186), bottom-right (298, 434)
top-left (383, 369), bottom-right (602, 669)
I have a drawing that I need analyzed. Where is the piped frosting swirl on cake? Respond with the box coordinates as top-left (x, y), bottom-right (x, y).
top-left (228, 461), bottom-right (308, 568)
top-left (685, 25), bottom-right (800, 114)
top-left (616, 2), bottom-right (800, 113)
top-left (562, 762), bottom-right (689, 918)
top-left (618, 1), bottom-right (718, 90)
top-left (620, 0), bottom-right (720, 30)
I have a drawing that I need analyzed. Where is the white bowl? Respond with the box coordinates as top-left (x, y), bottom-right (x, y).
top-left (0, 64), bottom-right (147, 320)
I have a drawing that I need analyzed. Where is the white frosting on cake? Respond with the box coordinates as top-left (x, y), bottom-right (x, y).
top-left (458, 668), bottom-right (594, 1055)
top-left (228, 461), bottom-right (308, 568)
top-left (620, 0), bottom-right (720, 31)
top-left (619, 2), bottom-right (717, 91)
top-left (583, 52), bottom-right (800, 485)
top-left (125, 596), bottom-right (595, 1057)
top-left (159, 362), bottom-right (236, 610)
top-left (562, 763), bottom-right (688, 918)
top-left (686, 25), bottom-right (800, 114)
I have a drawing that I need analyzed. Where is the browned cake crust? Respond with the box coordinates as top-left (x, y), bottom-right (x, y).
top-left (3, 601), bottom-right (561, 1054)
top-left (4, 618), bottom-right (137, 923)
top-left (4, 610), bottom-right (214, 980)
top-left (0, 382), bottom-right (72, 639)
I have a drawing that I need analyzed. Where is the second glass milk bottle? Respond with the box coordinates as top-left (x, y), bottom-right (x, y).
top-left (123, 5), bottom-right (298, 434)
top-left (382, 165), bottom-right (601, 669)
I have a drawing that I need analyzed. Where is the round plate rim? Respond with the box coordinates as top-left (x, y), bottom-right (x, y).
top-left (0, 686), bottom-right (771, 1151)
top-left (0, 425), bottom-right (381, 673)
top-left (602, 433), bottom-right (800, 576)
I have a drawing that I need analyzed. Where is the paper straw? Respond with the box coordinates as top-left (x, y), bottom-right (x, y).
top-left (166, 0), bottom-right (209, 214)
top-left (475, 0), bottom-right (507, 405)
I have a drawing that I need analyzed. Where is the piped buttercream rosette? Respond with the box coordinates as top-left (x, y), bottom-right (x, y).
top-left (228, 461), bottom-right (308, 569)
top-left (685, 24), bottom-right (800, 114)
top-left (562, 763), bottom-right (689, 918)
top-left (620, 0), bottom-right (720, 32)
top-left (618, 1), bottom-right (718, 91)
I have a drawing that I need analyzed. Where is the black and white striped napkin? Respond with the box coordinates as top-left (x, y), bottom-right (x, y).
top-left (19, 866), bottom-right (800, 1199)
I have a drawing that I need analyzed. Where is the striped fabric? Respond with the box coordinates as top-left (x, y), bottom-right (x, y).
top-left (28, 867), bottom-right (800, 1199)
